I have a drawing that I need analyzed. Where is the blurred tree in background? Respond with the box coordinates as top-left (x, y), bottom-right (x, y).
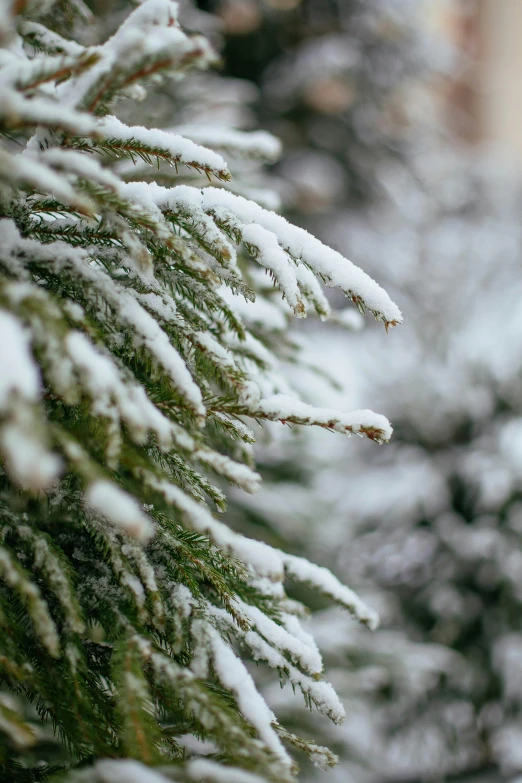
top-left (207, 1), bottom-right (522, 782)
top-left (202, 0), bottom-right (439, 213)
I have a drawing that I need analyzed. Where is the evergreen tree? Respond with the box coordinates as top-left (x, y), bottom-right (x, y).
top-left (0, 1), bottom-right (401, 782)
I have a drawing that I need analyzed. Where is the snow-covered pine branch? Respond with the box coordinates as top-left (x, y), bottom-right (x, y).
top-left (172, 124), bottom-right (283, 163)
top-left (76, 115), bottom-right (233, 182)
top-left (0, 1), bottom-right (400, 781)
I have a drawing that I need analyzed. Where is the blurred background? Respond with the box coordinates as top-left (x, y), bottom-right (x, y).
top-left (188, 1), bottom-right (522, 781)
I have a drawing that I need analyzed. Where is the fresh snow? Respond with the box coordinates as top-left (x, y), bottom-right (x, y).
top-left (283, 554), bottom-right (379, 630)
top-left (1, 424), bottom-right (62, 491)
top-left (97, 115), bottom-right (230, 178)
top-left (94, 760), bottom-right (173, 783)
top-left (119, 182), bottom-right (402, 324)
top-left (172, 124), bottom-right (283, 163)
top-left (85, 480), bottom-right (153, 540)
top-left (186, 759), bottom-right (267, 783)
top-left (0, 309), bottom-right (40, 408)
top-left (256, 394), bottom-right (393, 442)
top-left (208, 602), bottom-right (346, 724)
top-left (206, 624), bottom-right (292, 767)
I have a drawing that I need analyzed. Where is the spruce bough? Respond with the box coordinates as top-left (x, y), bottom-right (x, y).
top-left (0, 1), bottom-right (401, 781)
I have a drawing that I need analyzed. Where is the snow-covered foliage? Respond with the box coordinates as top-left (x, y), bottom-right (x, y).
top-left (0, 1), bottom-right (400, 781)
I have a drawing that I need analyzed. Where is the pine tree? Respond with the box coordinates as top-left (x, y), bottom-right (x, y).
top-left (0, 1), bottom-right (401, 782)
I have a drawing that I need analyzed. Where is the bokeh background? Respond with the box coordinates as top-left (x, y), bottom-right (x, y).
top-left (188, 1), bottom-right (522, 781)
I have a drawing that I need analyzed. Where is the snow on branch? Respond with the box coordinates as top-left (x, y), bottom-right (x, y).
top-left (0, 307), bottom-right (61, 489)
top-left (90, 115), bottom-right (232, 182)
top-left (255, 394), bottom-right (393, 443)
top-left (232, 597), bottom-right (324, 675)
top-left (85, 480), bottom-right (154, 541)
top-left (0, 87), bottom-right (97, 138)
top-left (0, 546), bottom-right (59, 657)
top-left (283, 555), bottom-right (380, 630)
top-left (1, 224), bottom-right (206, 420)
top-left (0, 309), bottom-right (41, 410)
top-left (144, 475), bottom-right (285, 576)
top-left (201, 188), bottom-right (402, 326)
top-left (208, 603), bottom-right (346, 724)
top-left (194, 447), bottom-right (261, 493)
top-left (186, 759), bottom-right (268, 783)
top-left (122, 180), bottom-right (239, 272)
top-left (59, 0), bottom-right (216, 114)
top-left (205, 624), bottom-right (293, 770)
top-left (0, 149), bottom-right (88, 209)
top-left (146, 475), bottom-right (379, 631)
top-left (119, 182), bottom-right (401, 324)
top-left (19, 20), bottom-right (87, 57)
top-left (172, 124), bottom-right (283, 164)
top-left (92, 760), bottom-right (172, 783)
top-left (274, 726), bottom-right (338, 772)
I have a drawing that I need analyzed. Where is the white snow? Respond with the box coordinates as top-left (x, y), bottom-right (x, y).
top-left (284, 554), bottom-right (380, 630)
top-left (172, 125), bottom-right (282, 163)
top-left (94, 759), bottom-right (174, 783)
top-left (187, 759), bottom-right (267, 783)
top-left (0, 150), bottom-right (86, 209)
top-left (0, 309), bottom-right (62, 489)
top-left (122, 181), bottom-right (238, 271)
top-left (206, 624), bottom-right (292, 767)
top-left (0, 86), bottom-right (97, 135)
top-left (41, 148), bottom-right (122, 192)
top-left (0, 547), bottom-right (59, 657)
top-left (145, 476), bottom-right (283, 576)
top-left (85, 480), bottom-right (153, 540)
top-left (241, 223), bottom-right (305, 315)
top-left (234, 597), bottom-right (323, 675)
top-left (66, 331), bottom-right (177, 449)
top-left (97, 115), bottom-right (230, 178)
top-left (116, 295), bottom-right (205, 420)
top-left (256, 394), bottom-right (393, 443)
top-left (209, 603), bottom-right (345, 724)
top-left (1, 424), bottom-right (62, 490)
top-left (58, 0), bottom-right (215, 116)
top-left (9, 232), bottom-right (206, 421)
top-left (118, 182), bottom-right (402, 324)
top-left (20, 21), bottom-right (86, 57)
top-left (195, 447), bottom-right (261, 493)
top-left (201, 188), bottom-right (402, 323)
top-left (0, 309), bottom-right (40, 408)
top-left (218, 286), bottom-right (288, 332)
